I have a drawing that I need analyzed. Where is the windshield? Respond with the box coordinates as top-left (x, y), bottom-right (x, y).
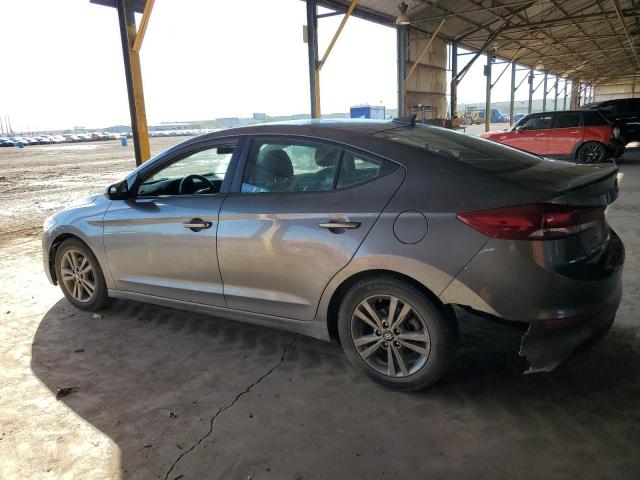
top-left (373, 125), bottom-right (542, 173)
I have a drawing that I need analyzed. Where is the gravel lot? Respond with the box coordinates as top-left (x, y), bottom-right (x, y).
top-left (0, 139), bottom-right (639, 479)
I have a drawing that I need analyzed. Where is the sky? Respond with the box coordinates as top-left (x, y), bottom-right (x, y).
top-left (0, 0), bottom-right (552, 132)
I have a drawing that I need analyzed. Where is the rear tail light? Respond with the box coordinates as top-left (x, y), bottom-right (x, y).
top-left (456, 203), bottom-right (605, 240)
top-left (612, 126), bottom-right (621, 139)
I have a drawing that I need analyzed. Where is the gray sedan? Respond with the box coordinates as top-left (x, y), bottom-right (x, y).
top-left (43, 119), bottom-right (624, 390)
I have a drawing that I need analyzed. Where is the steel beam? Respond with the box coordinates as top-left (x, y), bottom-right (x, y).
top-left (510, 61), bottom-right (516, 125)
top-left (542, 72), bottom-right (548, 112)
top-left (554, 77), bottom-right (559, 110)
top-left (485, 53), bottom-right (492, 132)
top-left (116, 0), bottom-right (150, 166)
top-left (306, 0), bottom-right (320, 118)
top-left (397, 25), bottom-right (407, 117)
top-left (611, 0), bottom-right (640, 70)
top-left (450, 41), bottom-right (457, 119)
top-left (528, 71), bottom-right (534, 113)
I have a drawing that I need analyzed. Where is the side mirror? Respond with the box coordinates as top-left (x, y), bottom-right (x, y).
top-left (515, 126), bottom-right (525, 133)
top-left (105, 179), bottom-right (129, 200)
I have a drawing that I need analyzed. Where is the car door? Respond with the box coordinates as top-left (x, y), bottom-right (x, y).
top-left (547, 112), bottom-right (583, 157)
top-left (102, 138), bottom-right (240, 306)
top-left (503, 114), bottom-right (552, 154)
top-left (217, 137), bottom-right (405, 320)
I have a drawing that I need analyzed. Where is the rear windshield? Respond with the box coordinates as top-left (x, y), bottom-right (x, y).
top-left (373, 125), bottom-right (542, 173)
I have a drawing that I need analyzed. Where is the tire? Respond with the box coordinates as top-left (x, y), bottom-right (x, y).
top-left (54, 238), bottom-right (109, 311)
top-left (576, 141), bottom-right (607, 164)
top-left (337, 276), bottom-right (457, 391)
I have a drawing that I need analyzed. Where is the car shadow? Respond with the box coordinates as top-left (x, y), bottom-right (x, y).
top-left (31, 298), bottom-right (640, 479)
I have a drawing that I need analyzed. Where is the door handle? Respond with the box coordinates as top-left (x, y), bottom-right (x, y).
top-left (319, 221), bottom-right (361, 230)
top-left (183, 218), bottom-right (212, 231)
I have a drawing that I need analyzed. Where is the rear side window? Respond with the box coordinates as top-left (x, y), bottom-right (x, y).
top-left (554, 113), bottom-right (581, 128)
top-left (583, 111), bottom-right (609, 126)
top-left (337, 151), bottom-right (396, 188)
top-left (625, 99), bottom-right (640, 113)
top-left (374, 125), bottom-right (541, 173)
top-left (241, 140), bottom-right (340, 193)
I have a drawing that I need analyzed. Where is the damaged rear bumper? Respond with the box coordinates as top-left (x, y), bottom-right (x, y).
top-left (519, 287), bottom-right (622, 373)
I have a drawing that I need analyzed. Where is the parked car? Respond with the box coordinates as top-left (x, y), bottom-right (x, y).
top-left (481, 110), bottom-right (623, 162)
top-left (0, 138), bottom-right (16, 147)
top-left (582, 98), bottom-right (640, 144)
top-left (42, 120), bottom-right (624, 390)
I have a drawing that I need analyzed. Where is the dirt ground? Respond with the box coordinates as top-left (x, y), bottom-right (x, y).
top-left (0, 139), bottom-right (639, 480)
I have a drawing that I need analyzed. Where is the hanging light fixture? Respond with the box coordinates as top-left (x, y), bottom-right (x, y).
top-left (396, 2), bottom-right (411, 25)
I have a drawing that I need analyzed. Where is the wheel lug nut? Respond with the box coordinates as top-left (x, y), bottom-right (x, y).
top-left (383, 342), bottom-right (389, 347)
top-left (375, 330), bottom-right (381, 336)
top-left (382, 322), bottom-right (389, 328)
top-left (394, 341), bottom-right (400, 347)
top-left (394, 329), bottom-right (400, 334)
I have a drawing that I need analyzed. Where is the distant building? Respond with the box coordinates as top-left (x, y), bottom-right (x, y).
top-left (253, 113), bottom-right (267, 121)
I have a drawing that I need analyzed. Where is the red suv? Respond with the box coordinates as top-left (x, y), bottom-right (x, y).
top-left (481, 110), bottom-right (623, 163)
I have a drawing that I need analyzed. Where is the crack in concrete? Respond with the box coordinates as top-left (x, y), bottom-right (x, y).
top-left (163, 334), bottom-right (297, 480)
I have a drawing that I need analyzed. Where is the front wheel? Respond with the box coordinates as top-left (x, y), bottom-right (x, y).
top-left (576, 141), bottom-right (607, 164)
top-left (54, 239), bottom-right (109, 311)
top-left (338, 276), bottom-right (457, 391)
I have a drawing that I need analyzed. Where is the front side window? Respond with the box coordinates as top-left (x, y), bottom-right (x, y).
top-left (138, 144), bottom-right (235, 197)
top-left (241, 140), bottom-right (341, 193)
top-left (554, 113), bottom-right (581, 128)
top-left (521, 114), bottom-right (553, 130)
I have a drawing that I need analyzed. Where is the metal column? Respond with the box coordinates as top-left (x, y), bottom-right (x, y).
top-left (116, 0), bottom-right (150, 166)
top-left (450, 42), bottom-right (457, 119)
top-left (509, 61), bottom-right (516, 125)
top-left (528, 71), bottom-right (534, 113)
top-left (397, 25), bottom-right (407, 117)
top-left (484, 54), bottom-right (492, 132)
top-left (554, 78), bottom-right (558, 110)
top-left (306, 0), bottom-right (320, 118)
top-left (542, 72), bottom-right (548, 112)
top-left (563, 79), bottom-right (568, 110)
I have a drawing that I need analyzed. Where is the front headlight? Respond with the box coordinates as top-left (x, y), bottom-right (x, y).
top-left (43, 215), bottom-right (56, 232)
top-left (613, 126), bottom-right (621, 139)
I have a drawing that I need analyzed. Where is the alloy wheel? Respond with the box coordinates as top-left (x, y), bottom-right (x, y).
top-left (60, 249), bottom-right (96, 302)
top-left (350, 295), bottom-right (431, 377)
top-left (580, 144), bottom-right (604, 163)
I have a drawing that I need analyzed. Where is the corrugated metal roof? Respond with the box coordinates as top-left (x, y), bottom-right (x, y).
top-left (317, 0), bottom-right (640, 84)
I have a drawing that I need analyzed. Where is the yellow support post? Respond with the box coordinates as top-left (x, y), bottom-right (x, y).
top-left (116, 0), bottom-right (151, 165)
top-left (310, 0), bottom-right (357, 118)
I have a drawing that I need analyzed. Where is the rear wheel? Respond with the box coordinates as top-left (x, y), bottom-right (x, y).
top-left (576, 141), bottom-right (607, 164)
top-left (54, 239), bottom-right (109, 311)
top-left (338, 276), bottom-right (457, 391)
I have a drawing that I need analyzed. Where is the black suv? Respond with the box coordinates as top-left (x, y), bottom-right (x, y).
top-left (582, 98), bottom-right (640, 144)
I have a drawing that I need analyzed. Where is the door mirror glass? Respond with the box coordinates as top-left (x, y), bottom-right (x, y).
top-left (515, 126), bottom-right (525, 133)
top-left (105, 179), bottom-right (129, 200)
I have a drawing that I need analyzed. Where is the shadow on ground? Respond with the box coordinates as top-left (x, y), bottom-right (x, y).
top-left (31, 298), bottom-right (640, 480)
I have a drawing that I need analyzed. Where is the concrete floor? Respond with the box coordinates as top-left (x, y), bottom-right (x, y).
top-left (1, 151), bottom-right (639, 479)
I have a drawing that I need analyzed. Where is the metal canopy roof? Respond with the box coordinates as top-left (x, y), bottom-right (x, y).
top-left (318, 0), bottom-right (640, 83)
